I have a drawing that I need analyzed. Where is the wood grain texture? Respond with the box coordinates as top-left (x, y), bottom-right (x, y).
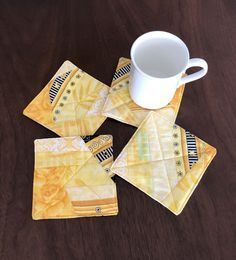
top-left (0, 0), bottom-right (235, 259)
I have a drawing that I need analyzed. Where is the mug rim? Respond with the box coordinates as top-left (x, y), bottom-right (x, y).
top-left (130, 31), bottom-right (190, 79)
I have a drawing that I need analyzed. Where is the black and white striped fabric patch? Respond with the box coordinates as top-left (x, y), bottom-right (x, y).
top-left (81, 135), bottom-right (113, 164)
top-left (112, 63), bottom-right (131, 81)
top-left (49, 71), bottom-right (71, 103)
top-left (95, 147), bottom-right (113, 163)
top-left (185, 130), bottom-right (199, 169)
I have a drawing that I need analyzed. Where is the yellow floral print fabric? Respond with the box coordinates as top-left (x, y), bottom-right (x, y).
top-left (102, 57), bottom-right (185, 127)
top-left (111, 111), bottom-right (216, 215)
top-left (23, 60), bottom-right (108, 136)
top-left (33, 135), bottom-right (118, 220)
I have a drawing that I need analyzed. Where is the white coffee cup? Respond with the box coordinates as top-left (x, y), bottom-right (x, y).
top-left (129, 31), bottom-right (208, 109)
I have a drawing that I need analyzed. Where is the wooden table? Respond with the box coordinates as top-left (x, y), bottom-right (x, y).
top-left (0, 1), bottom-right (235, 259)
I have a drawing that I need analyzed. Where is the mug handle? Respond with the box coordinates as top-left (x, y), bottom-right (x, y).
top-left (178, 58), bottom-right (208, 86)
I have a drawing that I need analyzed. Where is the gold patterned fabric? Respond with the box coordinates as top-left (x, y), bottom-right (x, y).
top-left (23, 61), bottom-right (108, 136)
top-left (32, 135), bottom-right (118, 220)
top-left (102, 57), bottom-right (185, 127)
top-left (80, 135), bottom-right (114, 176)
top-left (111, 111), bottom-right (216, 215)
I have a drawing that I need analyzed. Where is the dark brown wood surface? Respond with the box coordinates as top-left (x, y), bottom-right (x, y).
top-left (0, 0), bottom-right (235, 259)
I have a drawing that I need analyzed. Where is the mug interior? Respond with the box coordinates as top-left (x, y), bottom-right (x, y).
top-left (131, 31), bottom-right (189, 78)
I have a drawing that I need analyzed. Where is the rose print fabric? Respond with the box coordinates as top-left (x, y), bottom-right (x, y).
top-left (32, 135), bottom-right (118, 220)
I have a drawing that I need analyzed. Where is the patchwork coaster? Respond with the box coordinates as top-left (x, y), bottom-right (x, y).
top-left (111, 111), bottom-right (216, 215)
top-left (32, 135), bottom-right (118, 220)
top-left (102, 57), bottom-right (185, 127)
top-left (23, 60), bottom-right (108, 136)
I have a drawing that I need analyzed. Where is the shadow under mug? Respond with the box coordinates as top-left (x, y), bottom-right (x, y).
top-left (129, 31), bottom-right (208, 109)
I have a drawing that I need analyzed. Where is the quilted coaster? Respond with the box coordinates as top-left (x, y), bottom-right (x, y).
top-left (32, 135), bottom-right (117, 220)
top-left (23, 60), bottom-right (108, 136)
top-left (102, 57), bottom-right (185, 127)
top-left (111, 111), bottom-right (216, 215)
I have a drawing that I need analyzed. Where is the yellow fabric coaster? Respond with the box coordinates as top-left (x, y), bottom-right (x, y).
top-left (111, 111), bottom-right (216, 215)
top-left (23, 60), bottom-right (108, 136)
top-left (102, 57), bottom-right (185, 127)
top-left (32, 135), bottom-right (118, 220)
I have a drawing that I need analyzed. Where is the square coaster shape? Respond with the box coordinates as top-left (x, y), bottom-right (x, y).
top-left (102, 57), bottom-right (185, 127)
top-left (111, 111), bottom-right (216, 215)
top-left (24, 60), bottom-right (108, 136)
top-left (32, 135), bottom-right (118, 220)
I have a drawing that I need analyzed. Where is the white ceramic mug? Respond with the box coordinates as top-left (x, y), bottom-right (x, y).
top-left (129, 31), bottom-right (208, 109)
